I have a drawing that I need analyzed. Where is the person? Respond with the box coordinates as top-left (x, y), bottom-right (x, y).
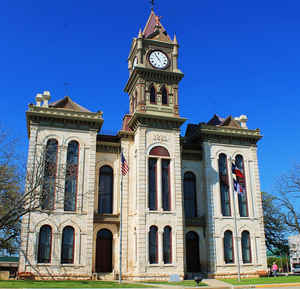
top-left (272, 262), bottom-right (278, 277)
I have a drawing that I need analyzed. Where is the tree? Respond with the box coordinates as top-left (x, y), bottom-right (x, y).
top-left (275, 164), bottom-right (300, 235)
top-left (262, 192), bottom-right (289, 255)
top-left (0, 129), bottom-right (64, 255)
top-left (0, 128), bottom-right (22, 254)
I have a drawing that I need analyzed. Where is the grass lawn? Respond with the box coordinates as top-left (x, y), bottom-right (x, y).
top-left (222, 275), bottom-right (300, 285)
top-left (0, 280), bottom-right (155, 288)
top-left (144, 280), bottom-right (207, 287)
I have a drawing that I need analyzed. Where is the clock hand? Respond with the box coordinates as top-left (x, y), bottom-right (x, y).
top-left (154, 52), bottom-right (162, 64)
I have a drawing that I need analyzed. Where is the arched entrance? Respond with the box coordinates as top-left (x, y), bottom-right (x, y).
top-left (96, 229), bottom-right (113, 272)
top-left (186, 231), bottom-right (201, 272)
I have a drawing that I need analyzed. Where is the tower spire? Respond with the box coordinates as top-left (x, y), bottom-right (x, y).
top-left (149, 0), bottom-right (154, 11)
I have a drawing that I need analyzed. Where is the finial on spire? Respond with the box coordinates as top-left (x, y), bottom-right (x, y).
top-left (149, 0), bottom-right (154, 11)
top-left (173, 33), bottom-right (178, 45)
top-left (138, 28), bottom-right (143, 38)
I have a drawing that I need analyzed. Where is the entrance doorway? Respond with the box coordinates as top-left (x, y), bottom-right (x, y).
top-left (96, 229), bottom-right (113, 273)
top-left (186, 231), bottom-right (201, 272)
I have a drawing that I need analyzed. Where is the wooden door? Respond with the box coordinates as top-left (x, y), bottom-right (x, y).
top-left (96, 229), bottom-right (112, 273)
top-left (186, 231), bottom-right (201, 272)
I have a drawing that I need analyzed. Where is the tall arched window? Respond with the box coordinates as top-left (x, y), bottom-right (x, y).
top-left (183, 172), bottom-right (197, 218)
top-left (42, 139), bottom-right (58, 210)
top-left (235, 154), bottom-right (248, 217)
top-left (148, 158), bottom-right (157, 210)
top-left (150, 85), bottom-right (156, 104)
top-left (149, 226), bottom-right (158, 264)
top-left (148, 146), bottom-right (171, 211)
top-left (163, 226), bottom-right (172, 264)
top-left (37, 225), bottom-right (52, 263)
top-left (61, 226), bottom-right (75, 264)
top-left (218, 154), bottom-right (231, 216)
top-left (224, 230), bottom-right (234, 264)
top-left (161, 159), bottom-right (171, 211)
top-left (98, 166), bottom-right (113, 214)
top-left (161, 86), bottom-right (168, 105)
top-left (64, 141), bottom-right (79, 211)
top-left (241, 231), bottom-right (251, 263)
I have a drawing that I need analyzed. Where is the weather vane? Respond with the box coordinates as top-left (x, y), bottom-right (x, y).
top-left (150, 0), bottom-right (154, 10)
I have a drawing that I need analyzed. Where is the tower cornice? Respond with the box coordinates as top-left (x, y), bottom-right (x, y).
top-left (124, 66), bottom-right (184, 93)
top-left (127, 112), bottom-right (186, 131)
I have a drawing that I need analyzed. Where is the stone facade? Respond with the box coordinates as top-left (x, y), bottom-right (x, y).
top-left (19, 9), bottom-right (267, 280)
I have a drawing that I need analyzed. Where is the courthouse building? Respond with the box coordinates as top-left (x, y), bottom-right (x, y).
top-left (19, 9), bottom-right (267, 280)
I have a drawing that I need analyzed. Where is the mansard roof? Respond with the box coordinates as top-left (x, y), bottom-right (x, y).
top-left (50, 96), bottom-right (91, 113)
top-left (26, 93), bottom-right (103, 137)
top-left (143, 10), bottom-right (172, 43)
top-left (185, 114), bottom-right (262, 145)
top-left (207, 114), bottom-right (240, 128)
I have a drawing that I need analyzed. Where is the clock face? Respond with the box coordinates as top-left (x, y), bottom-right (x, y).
top-left (149, 50), bottom-right (169, 69)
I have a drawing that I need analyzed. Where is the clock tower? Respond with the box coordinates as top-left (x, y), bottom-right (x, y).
top-left (124, 9), bottom-right (186, 130)
top-left (121, 10), bottom-right (186, 279)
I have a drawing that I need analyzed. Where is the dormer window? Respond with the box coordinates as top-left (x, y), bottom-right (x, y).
top-left (150, 85), bottom-right (156, 104)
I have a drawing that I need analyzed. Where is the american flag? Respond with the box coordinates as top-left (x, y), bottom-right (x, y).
top-left (232, 161), bottom-right (244, 195)
top-left (121, 152), bottom-right (129, 176)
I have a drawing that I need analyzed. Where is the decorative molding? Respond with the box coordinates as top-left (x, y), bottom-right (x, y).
top-left (128, 112), bottom-right (186, 131)
top-left (96, 142), bottom-right (121, 154)
top-left (26, 105), bottom-right (103, 137)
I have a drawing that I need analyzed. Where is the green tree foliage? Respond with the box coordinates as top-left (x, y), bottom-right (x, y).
top-left (267, 255), bottom-right (290, 272)
top-left (262, 192), bottom-right (289, 255)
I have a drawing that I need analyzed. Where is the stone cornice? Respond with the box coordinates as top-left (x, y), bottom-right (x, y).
top-left (194, 124), bottom-right (262, 145)
top-left (117, 130), bottom-right (135, 140)
top-left (127, 112), bottom-right (186, 131)
top-left (96, 141), bottom-right (121, 154)
top-left (124, 67), bottom-right (184, 93)
top-left (26, 105), bottom-right (103, 137)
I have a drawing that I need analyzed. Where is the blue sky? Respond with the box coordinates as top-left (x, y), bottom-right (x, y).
top-left (0, 0), bottom-right (299, 194)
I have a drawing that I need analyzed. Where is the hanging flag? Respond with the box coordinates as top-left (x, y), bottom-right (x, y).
top-left (232, 161), bottom-right (244, 195)
top-left (232, 162), bottom-right (244, 179)
top-left (121, 152), bottom-right (129, 176)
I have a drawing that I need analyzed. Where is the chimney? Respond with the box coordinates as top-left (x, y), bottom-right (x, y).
top-left (42, 91), bottom-right (51, 107)
top-left (239, 115), bottom-right (248, 129)
top-left (35, 93), bottom-right (43, 107)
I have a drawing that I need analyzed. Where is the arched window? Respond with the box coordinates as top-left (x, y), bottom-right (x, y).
top-left (64, 141), bottom-right (79, 211)
top-left (149, 226), bottom-right (158, 264)
top-left (42, 139), bottom-right (58, 210)
top-left (148, 146), bottom-right (171, 211)
top-left (184, 172), bottom-right (197, 218)
top-left (161, 86), bottom-right (168, 105)
top-left (37, 225), bottom-right (52, 263)
top-left (161, 159), bottom-right (171, 211)
top-left (61, 226), bottom-right (75, 264)
top-left (241, 231), bottom-right (251, 263)
top-left (150, 85), bottom-right (156, 104)
top-left (98, 166), bottom-right (113, 214)
top-left (163, 226), bottom-right (172, 264)
top-left (235, 155), bottom-right (248, 217)
top-left (224, 230), bottom-right (234, 264)
top-left (218, 154), bottom-right (231, 216)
